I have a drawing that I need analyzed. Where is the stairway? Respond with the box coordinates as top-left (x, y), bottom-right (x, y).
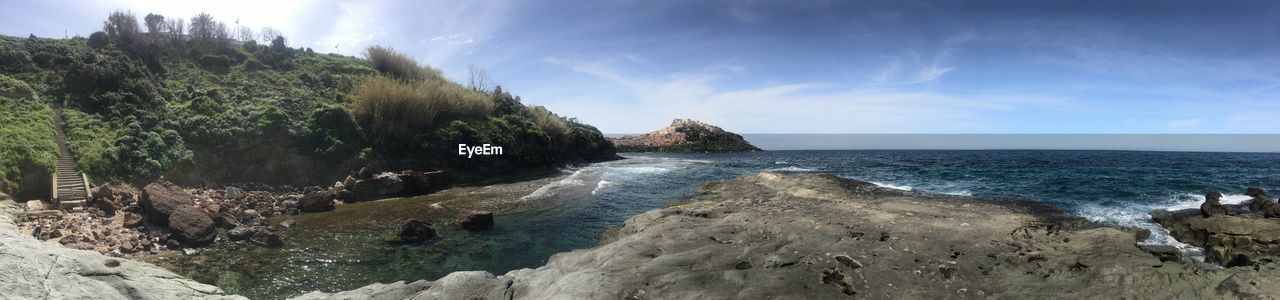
top-left (49, 104), bottom-right (91, 210)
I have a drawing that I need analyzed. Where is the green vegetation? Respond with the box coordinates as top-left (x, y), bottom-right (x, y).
top-left (0, 75), bottom-right (56, 198)
top-left (0, 10), bottom-right (615, 187)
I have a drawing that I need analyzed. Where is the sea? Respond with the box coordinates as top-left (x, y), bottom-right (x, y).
top-left (173, 150), bottom-right (1280, 299)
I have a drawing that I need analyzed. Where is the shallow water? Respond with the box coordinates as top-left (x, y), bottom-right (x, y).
top-left (165, 150), bottom-right (1280, 299)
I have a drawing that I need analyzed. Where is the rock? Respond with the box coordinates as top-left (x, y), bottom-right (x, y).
top-left (140, 181), bottom-right (197, 225)
top-left (348, 174), bottom-right (403, 202)
top-left (228, 227), bottom-right (255, 241)
top-left (250, 229), bottom-right (284, 248)
top-left (122, 212), bottom-right (143, 228)
top-left (458, 210), bottom-right (494, 230)
top-left (1216, 272), bottom-right (1280, 299)
top-left (1201, 191), bottom-right (1228, 218)
top-left (1152, 209), bottom-right (1280, 267)
top-left (1137, 244), bottom-right (1181, 262)
top-left (399, 170), bottom-right (449, 196)
top-left (225, 186), bottom-right (245, 200)
top-left (168, 207), bottom-right (216, 247)
top-left (356, 167), bottom-right (374, 180)
top-left (834, 255), bottom-right (862, 268)
top-left (280, 219), bottom-right (297, 228)
top-left (342, 176), bottom-right (357, 190)
top-left (297, 190), bottom-right (335, 212)
top-left (385, 219), bottom-right (435, 244)
top-left (24, 200), bottom-right (48, 211)
top-left (0, 200), bottom-right (245, 299)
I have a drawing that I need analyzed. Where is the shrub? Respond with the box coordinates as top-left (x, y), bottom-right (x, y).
top-left (198, 54), bottom-right (230, 72)
top-left (349, 75), bottom-right (493, 139)
top-left (62, 109), bottom-right (119, 180)
top-left (0, 74), bottom-right (34, 99)
top-left (243, 56), bottom-right (265, 71)
top-left (307, 105), bottom-right (364, 157)
top-left (364, 46), bottom-right (441, 81)
top-left (0, 96), bottom-right (56, 196)
top-left (88, 31), bottom-right (109, 49)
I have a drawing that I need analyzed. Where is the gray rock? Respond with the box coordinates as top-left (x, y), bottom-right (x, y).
top-left (0, 200), bottom-right (245, 299)
top-left (24, 200), bottom-right (48, 211)
top-left (225, 186), bottom-right (244, 200)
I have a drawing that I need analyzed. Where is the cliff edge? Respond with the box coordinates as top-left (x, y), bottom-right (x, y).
top-left (612, 119), bottom-right (761, 152)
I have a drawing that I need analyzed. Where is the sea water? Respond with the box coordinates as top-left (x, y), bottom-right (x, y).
top-left (170, 150), bottom-right (1280, 299)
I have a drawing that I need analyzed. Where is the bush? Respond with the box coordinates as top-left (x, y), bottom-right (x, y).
top-left (0, 74), bottom-right (34, 99)
top-left (88, 31), bottom-right (109, 49)
top-left (525, 105), bottom-right (569, 140)
top-left (0, 95), bottom-right (56, 196)
top-left (198, 54), bottom-right (230, 72)
top-left (349, 75), bottom-right (493, 139)
top-left (62, 109), bottom-right (119, 180)
top-left (307, 105), bottom-right (364, 157)
top-left (364, 46), bottom-right (441, 81)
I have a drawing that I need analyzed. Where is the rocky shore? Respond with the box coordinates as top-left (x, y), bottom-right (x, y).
top-left (295, 172), bottom-right (1280, 299)
top-left (0, 199), bottom-right (245, 299)
top-left (1152, 205), bottom-right (1280, 267)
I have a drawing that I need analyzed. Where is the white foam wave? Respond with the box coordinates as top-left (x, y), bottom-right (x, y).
top-left (941, 190), bottom-right (973, 197)
top-left (592, 180), bottom-right (613, 195)
top-left (1074, 192), bottom-right (1254, 261)
top-left (870, 181), bottom-right (914, 191)
top-left (766, 166), bottom-right (817, 172)
top-left (1161, 193), bottom-right (1251, 211)
top-left (774, 161), bottom-right (789, 165)
top-left (520, 170), bottom-right (589, 201)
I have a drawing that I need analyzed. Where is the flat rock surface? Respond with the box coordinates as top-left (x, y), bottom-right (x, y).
top-left (0, 200), bottom-right (244, 300)
top-left (298, 172), bottom-right (1280, 299)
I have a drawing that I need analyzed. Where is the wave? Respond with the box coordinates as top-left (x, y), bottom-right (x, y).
top-left (1075, 192), bottom-right (1253, 260)
top-left (941, 190), bottom-right (973, 196)
top-left (520, 170), bottom-right (591, 201)
top-left (592, 181), bottom-right (613, 195)
top-left (766, 166), bottom-right (817, 172)
top-left (870, 181), bottom-right (914, 191)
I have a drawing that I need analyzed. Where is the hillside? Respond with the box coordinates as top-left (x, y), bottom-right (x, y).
top-left (612, 118), bottom-right (760, 152)
top-left (0, 11), bottom-right (617, 198)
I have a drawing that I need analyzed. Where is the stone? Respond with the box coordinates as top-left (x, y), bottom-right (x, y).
top-left (1152, 209), bottom-right (1280, 267)
top-left (168, 207), bottom-right (216, 247)
top-left (228, 227), bottom-right (255, 241)
top-left (1137, 244), bottom-right (1181, 262)
top-left (342, 176), bottom-right (357, 190)
top-left (297, 190), bottom-right (335, 212)
top-left (0, 200), bottom-right (243, 299)
top-left (399, 170), bottom-right (449, 196)
top-left (356, 167), bottom-right (374, 180)
top-left (24, 200), bottom-right (48, 211)
top-left (458, 209), bottom-right (494, 230)
top-left (250, 229), bottom-right (284, 248)
top-left (348, 174), bottom-right (403, 202)
top-left (140, 181), bottom-right (197, 226)
top-left (280, 219), bottom-right (297, 228)
top-left (1200, 192), bottom-right (1228, 218)
top-left (225, 186), bottom-right (245, 200)
top-left (122, 212), bottom-right (143, 228)
top-left (386, 219), bottom-right (435, 244)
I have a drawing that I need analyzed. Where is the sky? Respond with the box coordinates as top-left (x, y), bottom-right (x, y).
top-left (3, 0), bottom-right (1280, 135)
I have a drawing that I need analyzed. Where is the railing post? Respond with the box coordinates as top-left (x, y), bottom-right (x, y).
top-left (82, 173), bottom-right (92, 202)
top-left (51, 171), bottom-right (58, 205)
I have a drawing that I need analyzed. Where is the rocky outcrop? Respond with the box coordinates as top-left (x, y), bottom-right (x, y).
top-left (611, 118), bottom-right (761, 152)
top-left (384, 218), bottom-right (435, 244)
top-left (0, 200), bottom-right (245, 299)
top-left (301, 172), bottom-right (1278, 299)
top-left (297, 190), bottom-right (335, 212)
top-left (141, 181), bottom-right (216, 247)
top-left (338, 170), bottom-right (451, 202)
top-left (1152, 208), bottom-right (1280, 267)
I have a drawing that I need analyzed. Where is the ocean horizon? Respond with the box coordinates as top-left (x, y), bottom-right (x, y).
top-left (604, 134), bottom-right (1280, 153)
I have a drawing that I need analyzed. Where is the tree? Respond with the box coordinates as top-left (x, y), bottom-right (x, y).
top-left (468, 64), bottom-right (494, 93)
top-left (103, 10), bottom-right (140, 46)
top-left (270, 35), bottom-right (287, 52)
top-left (259, 27), bottom-right (281, 44)
top-left (144, 13), bottom-right (164, 34)
top-left (189, 13), bottom-right (215, 43)
top-left (237, 26), bottom-right (255, 42)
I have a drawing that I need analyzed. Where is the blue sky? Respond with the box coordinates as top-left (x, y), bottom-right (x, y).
top-left (4, 0), bottom-right (1280, 134)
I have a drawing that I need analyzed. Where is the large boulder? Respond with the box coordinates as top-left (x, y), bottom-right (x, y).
top-left (347, 173), bottom-right (404, 202)
top-left (140, 181), bottom-right (197, 225)
top-left (1151, 208), bottom-right (1280, 266)
top-left (297, 190), bottom-right (335, 212)
top-left (458, 210), bottom-right (494, 230)
top-left (167, 207), bottom-right (217, 247)
top-left (399, 170), bottom-right (449, 196)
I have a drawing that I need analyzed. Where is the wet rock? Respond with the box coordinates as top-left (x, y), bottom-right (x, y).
top-left (458, 209), bottom-right (494, 230)
top-left (1137, 244), bottom-right (1181, 262)
top-left (386, 219), bottom-right (435, 244)
top-left (1152, 209), bottom-right (1280, 266)
top-left (228, 227), bottom-right (255, 241)
top-left (399, 170), bottom-right (449, 196)
top-left (1201, 192), bottom-right (1228, 218)
top-left (298, 190), bottom-right (335, 212)
top-left (348, 173), bottom-right (404, 202)
top-left (250, 229), bottom-right (284, 247)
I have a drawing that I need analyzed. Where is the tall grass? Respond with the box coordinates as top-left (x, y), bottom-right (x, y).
top-left (350, 76), bottom-right (493, 138)
top-left (524, 105), bottom-right (569, 140)
top-left (365, 46), bottom-right (442, 81)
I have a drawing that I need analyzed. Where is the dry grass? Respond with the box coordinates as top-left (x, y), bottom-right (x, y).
top-left (350, 76), bottom-right (494, 138)
top-left (365, 46), bottom-right (443, 81)
top-left (525, 105), bottom-right (569, 140)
